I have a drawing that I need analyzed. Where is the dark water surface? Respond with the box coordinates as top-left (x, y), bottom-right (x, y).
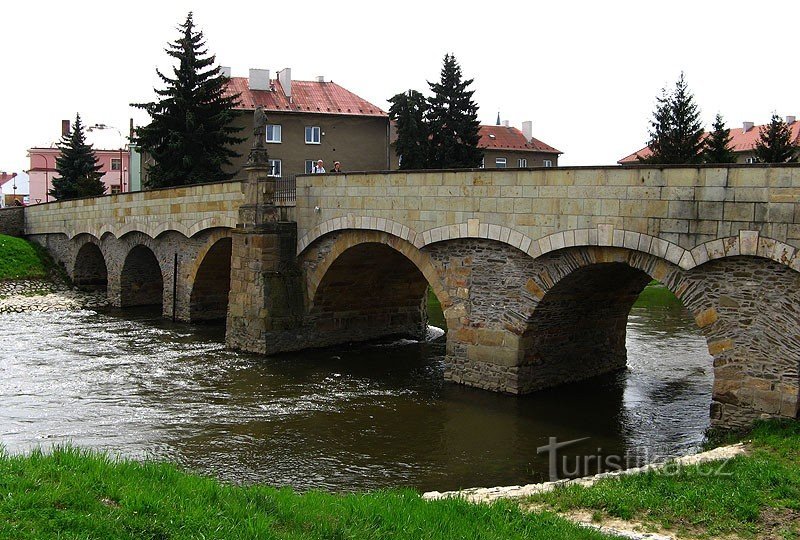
top-left (0, 286), bottom-right (712, 492)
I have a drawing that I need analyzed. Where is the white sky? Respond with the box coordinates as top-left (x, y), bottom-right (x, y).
top-left (2, 0), bottom-right (798, 181)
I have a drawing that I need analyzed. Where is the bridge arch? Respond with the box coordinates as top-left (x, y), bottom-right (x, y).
top-left (188, 236), bottom-right (233, 322)
top-left (493, 245), bottom-right (800, 427)
top-left (120, 244), bottom-right (164, 308)
top-left (72, 240), bottom-right (108, 291)
top-left (299, 229), bottom-right (452, 348)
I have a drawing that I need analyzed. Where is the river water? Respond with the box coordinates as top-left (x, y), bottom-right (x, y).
top-left (0, 285), bottom-right (712, 492)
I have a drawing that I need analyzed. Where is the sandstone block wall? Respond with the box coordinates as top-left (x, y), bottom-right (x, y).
top-left (295, 165), bottom-right (800, 263)
top-left (24, 180), bottom-right (245, 239)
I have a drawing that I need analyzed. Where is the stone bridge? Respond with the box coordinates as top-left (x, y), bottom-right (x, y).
top-left (23, 164), bottom-right (800, 429)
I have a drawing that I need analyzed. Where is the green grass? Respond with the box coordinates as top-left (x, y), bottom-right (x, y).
top-left (528, 420), bottom-right (800, 538)
top-left (0, 446), bottom-right (619, 540)
top-left (426, 287), bottom-right (447, 331)
top-left (0, 234), bottom-right (49, 280)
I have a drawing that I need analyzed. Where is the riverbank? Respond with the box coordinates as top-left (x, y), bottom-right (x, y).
top-left (519, 420), bottom-right (799, 539)
top-left (0, 447), bottom-right (617, 540)
top-left (0, 234), bottom-right (49, 280)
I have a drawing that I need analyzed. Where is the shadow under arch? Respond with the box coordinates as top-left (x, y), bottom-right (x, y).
top-left (120, 244), bottom-right (164, 308)
top-left (73, 241), bottom-right (108, 291)
top-left (303, 230), bottom-right (451, 348)
top-left (189, 237), bottom-right (232, 322)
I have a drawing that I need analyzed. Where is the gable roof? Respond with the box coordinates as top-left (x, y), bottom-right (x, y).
top-left (618, 120), bottom-right (800, 163)
top-left (479, 125), bottom-right (562, 154)
top-left (225, 77), bottom-right (387, 117)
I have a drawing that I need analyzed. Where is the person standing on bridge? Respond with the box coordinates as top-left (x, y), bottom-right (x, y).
top-left (312, 160), bottom-right (326, 174)
top-left (331, 161), bottom-right (343, 173)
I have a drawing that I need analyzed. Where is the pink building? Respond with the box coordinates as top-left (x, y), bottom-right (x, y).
top-left (27, 121), bottom-right (130, 204)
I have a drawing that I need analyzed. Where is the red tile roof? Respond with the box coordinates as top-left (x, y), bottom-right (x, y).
top-left (479, 125), bottom-right (562, 154)
top-left (618, 120), bottom-right (800, 163)
top-left (225, 77), bottom-right (387, 117)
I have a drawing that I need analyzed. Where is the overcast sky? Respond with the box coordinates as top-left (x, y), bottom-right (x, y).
top-left (2, 0), bottom-right (798, 185)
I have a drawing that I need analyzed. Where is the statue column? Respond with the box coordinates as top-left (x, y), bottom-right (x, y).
top-left (225, 107), bottom-right (305, 353)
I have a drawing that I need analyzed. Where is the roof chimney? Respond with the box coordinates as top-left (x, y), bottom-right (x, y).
top-left (278, 68), bottom-right (292, 98)
top-left (220, 66), bottom-right (232, 78)
top-left (786, 115), bottom-right (796, 125)
top-left (61, 119), bottom-right (71, 136)
top-left (316, 75), bottom-right (325, 83)
top-left (743, 121), bottom-right (754, 133)
top-left (248, 69), bottom-right (270, 91)
top-left (522, 120), bottom-right (533, 141)
top-left (502, 120), bottom-right (510, 127)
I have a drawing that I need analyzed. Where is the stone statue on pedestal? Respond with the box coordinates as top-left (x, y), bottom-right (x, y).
top-left (247, 106), bottom-right (270, 167)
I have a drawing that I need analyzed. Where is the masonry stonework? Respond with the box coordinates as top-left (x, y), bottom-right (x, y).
top-left (22, 165), bottom-right (800, 429)
top-left (0, 207), bottom-right (25, 236)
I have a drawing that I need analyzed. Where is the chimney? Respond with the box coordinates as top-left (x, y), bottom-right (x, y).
top-left (220, 66), bottom-right (232, 78)
top-left (61, 119), bottom-right (71, 136)
top-left (316, 75), bottom-right (325, 83)
top-left (787, 115), bottom-right (796, 125)
top-left (248, 69), bottom-right (270, 91)
top-left (743, 121), bottom-right (754, 133)
top-left (522, 120), bottom-right (533, 141)
top-left (502, 120), bottom-right (510, 127)
top-left (278, 68), bottom-right (292, 98)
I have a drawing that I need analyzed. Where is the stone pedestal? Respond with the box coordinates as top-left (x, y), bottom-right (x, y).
top-left (225, 151), bottom-right (305, 354)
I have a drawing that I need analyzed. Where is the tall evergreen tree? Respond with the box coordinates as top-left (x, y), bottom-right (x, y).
top-left (426, 54), bottom-right (483, 169)
top-left (50, 113), bottom-right (105, 200)
top-left (641, 72), bottom-right (704, 164)
top-left (702, 113), bottom-right (737, 164)
top-left (754, 114), bottom-right (798, 163)
top-left (133, 12), bottom-right (244, 188)
top-left (388, 90), bottom-right (429, 170)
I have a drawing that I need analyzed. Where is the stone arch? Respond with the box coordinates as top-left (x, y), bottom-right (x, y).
top-left (511, 246), bottom-right (800, 427)
top-left (188, 236), bottom-right (233, 322)
top-left (120, 244), bottom-right (164, 308)
top-left (299, 229), bottom-right (452, 348)
top-left (72, 241), bottom-right (108, 291)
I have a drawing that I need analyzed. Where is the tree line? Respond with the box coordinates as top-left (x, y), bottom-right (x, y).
top-left (640, 73), bottom-right (797, 164)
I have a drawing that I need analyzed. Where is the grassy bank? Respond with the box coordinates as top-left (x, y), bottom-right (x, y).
top-left (0, 447), bottom-right (618, 539)
top-left (0, 234), bottom-right (49, 280)
top-left (527, 420), bottom-right (800, 538)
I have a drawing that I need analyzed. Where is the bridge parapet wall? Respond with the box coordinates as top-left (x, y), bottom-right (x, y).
top-left (24, 180), bottom-right (245, 239)
top-left (295, 165), bottom-right (800, 263)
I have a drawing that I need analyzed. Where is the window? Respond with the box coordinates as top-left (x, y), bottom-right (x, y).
top-left (745, 157), bottom-right (758, 164)
top-left (305, 126), bottom-right (321, 144)
top-left (518, 158), bottom-right (527, 168)
top-left (268, 159), bottom-right (281, 177)
top-left (495, 157), bottom-right (507, 168)
top-left (480, 158), bottom-right (485, 169)
top-left (266, 124), bottom-right (282, 143)
top-left (305, 160), bottom-right (316, 174)
top-left (543, 159), bottom-right (553, 167)
top-left (111, 158), bottom-right (122, 171)
top-left (110, 185), bottom-right (121, 194)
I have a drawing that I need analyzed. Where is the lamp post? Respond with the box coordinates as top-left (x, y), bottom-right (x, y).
top-left (28, 152), bottom-right (52, 203)
top-left (88, 124), bottom-right (125, 193)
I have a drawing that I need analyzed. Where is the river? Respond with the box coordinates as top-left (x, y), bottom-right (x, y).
top-left (0, 285), bottom-right (712, 492)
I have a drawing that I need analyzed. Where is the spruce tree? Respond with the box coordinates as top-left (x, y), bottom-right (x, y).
top-left (133, 12), bottom-right (244, 188)
top-left (50, 113), bottom-right (105, 200)
top-left (642, 72), bottom-right (704, 164)
top-left (754, 114), bottom-right (798, 163)
top-left (426, 54), bottom-right (483, 169)
top-left (388, 90), bottom-right (429, 170)
top-left (702, 113), bottom-right (737, 164)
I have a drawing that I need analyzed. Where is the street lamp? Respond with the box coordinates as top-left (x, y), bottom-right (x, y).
top-left (28, 153), bottom-right (52, 203)
top-left (88, 124), bottom-right (126, 194)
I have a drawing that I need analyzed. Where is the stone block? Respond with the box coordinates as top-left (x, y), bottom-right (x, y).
top-left (723, 202), bottom-right (755, 222)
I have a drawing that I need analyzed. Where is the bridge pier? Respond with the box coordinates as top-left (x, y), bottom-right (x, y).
top-left (225, 154), bottom-right (305, 353)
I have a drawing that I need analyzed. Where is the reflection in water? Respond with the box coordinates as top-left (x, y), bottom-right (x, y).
top-left (0, 286), bottom-right (712, 492)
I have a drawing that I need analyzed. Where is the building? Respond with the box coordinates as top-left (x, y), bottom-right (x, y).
top-left (213, 68), bottom-right (390, 179)
top-left (479, 121), bottom-right (561, 168)
top-left (27, 120), bottom-right (131, 205)
top-left (618, 116), bottom-right (799, 164)
top-left (389, 120), bottom-right (562, 169)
